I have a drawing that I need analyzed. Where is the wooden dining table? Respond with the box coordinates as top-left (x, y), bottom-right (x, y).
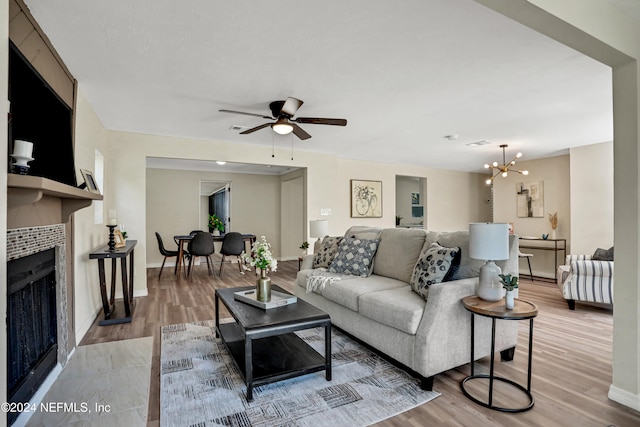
top-left (173, 233), bottom-right (257, 277)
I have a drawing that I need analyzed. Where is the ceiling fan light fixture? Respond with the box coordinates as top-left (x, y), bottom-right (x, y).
top-left (271, 120), bottom-right (294, 135)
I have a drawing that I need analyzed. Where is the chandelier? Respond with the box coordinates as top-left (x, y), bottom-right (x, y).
top-left (484, 144), bottom-right (528, 184)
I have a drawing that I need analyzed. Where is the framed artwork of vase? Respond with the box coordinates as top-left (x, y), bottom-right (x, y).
top-left (351, 179), bottom-right (382, 218)
top-left (516, 181), bottom-right (544, 218)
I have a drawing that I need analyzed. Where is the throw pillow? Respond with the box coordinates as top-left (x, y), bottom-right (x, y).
top-left (328, 237), bottom-right (380, 277)
top-left (410, 242), bottom-right (461, 301)
top-left (592, 246), bottom-right (614, 261)
top-left (343, 226), bottom-right (383, 240)
top-left (313, 236), bottom-right (343, 268)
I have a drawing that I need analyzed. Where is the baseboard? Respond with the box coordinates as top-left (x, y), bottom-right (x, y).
top-left (76, 304), bottom-right (103, 344)
top-left (608, 384), bottom-right (640, 411)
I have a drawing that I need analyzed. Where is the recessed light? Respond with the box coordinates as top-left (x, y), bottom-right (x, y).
top-left (466, 140), bottom-right (491, 147)
top-left (216, 161), bottom-right (226, 165)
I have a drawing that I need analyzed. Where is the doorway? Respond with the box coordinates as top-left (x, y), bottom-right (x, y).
top-left (200, 181), bottom-right (231, 232)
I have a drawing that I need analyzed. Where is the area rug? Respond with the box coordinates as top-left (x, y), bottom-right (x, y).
top-left (160, 320), bottom-right (440, 427)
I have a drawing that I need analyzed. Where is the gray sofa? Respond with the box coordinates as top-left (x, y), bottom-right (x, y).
top-left (295, 227), bottom-right (519, 389)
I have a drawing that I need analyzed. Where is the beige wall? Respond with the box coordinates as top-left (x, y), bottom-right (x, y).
top-left (72, 88), bottom-right (110, 342)
top-left (492, 155), bottom-right (570, 278)
top-left (570, 141), bottom-right (614, 254)
top-left (146, 168), bottom-right (281, 266)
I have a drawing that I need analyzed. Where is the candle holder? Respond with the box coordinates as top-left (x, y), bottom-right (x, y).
top-left (107, 225), bottom-right (117, 251)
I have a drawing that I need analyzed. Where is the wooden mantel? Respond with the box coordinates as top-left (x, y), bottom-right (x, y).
top-left (8, 174), bottom-right (103, 225)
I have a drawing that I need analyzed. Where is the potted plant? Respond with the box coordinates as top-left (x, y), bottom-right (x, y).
top-left (396, 215), bottom-right (403, 226)
top-left (208, 214), bottom-right (225, 235)
top-left (499, 273), bottom-right (519, 310)
top-left (300, 241), bottom-right (310, 256)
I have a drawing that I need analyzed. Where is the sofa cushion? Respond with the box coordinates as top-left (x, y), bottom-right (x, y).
top-left (313, 236), bottom-right (343, 268)
top-left (359, 287), bottom-right (425, 335)
top-left (593, 246), bottom-right (614, 261)
top-left (344, 225), bottom-right (383, 240)
top-left (328, 237), bottom-right (380, 277)
top-left (321, 275), bottom-right (407, 312)
top-left (410, 242), bottom-right (461, 300)
top-left (433, 230), bottom-right (485, 280)
top-left (373, 228), bottom-right (427, 283)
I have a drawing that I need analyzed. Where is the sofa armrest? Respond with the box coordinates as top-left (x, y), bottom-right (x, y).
top-left (300, 254), bottom-right (315, 270)
top-left (561, 260), bottom-right (614, 304)
top-left (412, 277), bottom-right (518, 378)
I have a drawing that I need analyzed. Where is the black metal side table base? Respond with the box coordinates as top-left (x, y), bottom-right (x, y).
top-left (461, 374), bottom-right (534, 412)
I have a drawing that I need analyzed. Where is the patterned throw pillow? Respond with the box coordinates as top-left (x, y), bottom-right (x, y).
top-left (410, 242), bottom-right (461, 300)
top-left (328, 237), bottom-right (380, 277)
top-left (313, 236), bottom-right (343, 268)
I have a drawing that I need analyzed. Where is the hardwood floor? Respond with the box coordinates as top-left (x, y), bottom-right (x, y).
top-left (80, 259), bottom-right (640, 427)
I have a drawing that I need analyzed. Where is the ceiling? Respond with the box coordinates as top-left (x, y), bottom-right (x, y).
top-left (24, 0), bottom-right (635, 174)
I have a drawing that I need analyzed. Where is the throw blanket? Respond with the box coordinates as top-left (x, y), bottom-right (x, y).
top-left (305, 269), bottom-right (354, 293)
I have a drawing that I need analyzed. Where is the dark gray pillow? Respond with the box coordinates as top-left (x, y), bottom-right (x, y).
top-left (328, 237), bottom-right (380, 277)
top-left (410, 242), bottom-right (461, 301)
top-left (593, 246), bottom-right (614, 261)
top-left (313, 236), bottom-right (343, 268)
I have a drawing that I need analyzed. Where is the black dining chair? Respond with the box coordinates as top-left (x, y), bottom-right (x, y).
top-left (187, 231), bottom-right (215, 276)
top-left (155, 232), bottom-right (179, 279)
top-left (219, 232), bottom-right (245, 278)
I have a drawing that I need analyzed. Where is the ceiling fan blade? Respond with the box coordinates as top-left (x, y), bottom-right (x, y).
top-left (294, 117), bottom-right (347, 126)
top-left (239, 122), bottom-right (272, 134)
top-left (280, 97), bottom-right (304, 117)
top-left (219, 109), bottom-right (274, 120)
top-left (291, 123), bottom-right (312, 140)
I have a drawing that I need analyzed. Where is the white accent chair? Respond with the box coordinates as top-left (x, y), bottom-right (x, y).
top-left (556, 254), bottom-right (614, 310)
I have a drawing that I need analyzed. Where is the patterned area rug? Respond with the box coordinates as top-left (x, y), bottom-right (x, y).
top-left (160, 320), bottom-right (440, 426)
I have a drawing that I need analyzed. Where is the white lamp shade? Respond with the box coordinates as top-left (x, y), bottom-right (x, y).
top-left (310, 220), bottom-right (329, 238)
top-left (469, 223), bottom-right (509, 261)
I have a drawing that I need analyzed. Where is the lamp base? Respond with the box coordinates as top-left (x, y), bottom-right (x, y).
top-left (477, 261), bottom-right (504, 301)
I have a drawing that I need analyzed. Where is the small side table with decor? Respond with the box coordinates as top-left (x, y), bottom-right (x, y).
top-left (460, 295), bottom-right (538, 412)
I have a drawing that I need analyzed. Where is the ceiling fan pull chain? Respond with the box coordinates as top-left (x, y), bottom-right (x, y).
top-left (291, 133), bottom-right (294, 160)
top-left (272, 132), bottom-right (275, 158)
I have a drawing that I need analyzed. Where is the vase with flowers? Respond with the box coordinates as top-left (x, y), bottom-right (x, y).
top-left (548, 212), bottom-right (558, 240)
top-left (242, 236), bottom-right (278, 302)
top-left (499, 273), bottom-right (519, 310)
top-left (209, 214), bottom-right (225, 236)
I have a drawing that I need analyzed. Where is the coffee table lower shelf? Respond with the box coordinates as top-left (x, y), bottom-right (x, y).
top-left (217, 322), bottom-right (329, 399)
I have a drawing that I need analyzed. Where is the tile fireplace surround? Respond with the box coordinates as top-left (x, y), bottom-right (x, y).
top-left (7, 224), bottom-right (70, 368)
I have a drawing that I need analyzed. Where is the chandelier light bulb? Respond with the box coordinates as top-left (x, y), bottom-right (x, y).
top-left (516, 152), bottom-right (523, 158)
top-left (502, 171), bottom-right (508, 177)
top-left (492, 161), bottom-right (498, 167)
top-left (510, 160), bottom-right (516, 166)
top-left (486, 179), bottom-right (492, 185)
top-left (523, 170), bottom-right (529, 175)
top-left (484, 163), bottom-right (490, 169)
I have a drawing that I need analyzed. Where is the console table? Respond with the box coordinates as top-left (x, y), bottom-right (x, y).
top-left (518, 237), bottom-right (567, 282)
top-left (89, 240), bottom-right (137, 326)
top-left (461, 296), bottom-right (538, 412)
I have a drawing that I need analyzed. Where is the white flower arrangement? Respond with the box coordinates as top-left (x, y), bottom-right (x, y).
top-left (242, 235), bottom-right (278, 273)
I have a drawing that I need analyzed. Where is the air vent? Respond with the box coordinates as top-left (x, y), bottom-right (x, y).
top-left (230, 125), bottom-right (248, 131)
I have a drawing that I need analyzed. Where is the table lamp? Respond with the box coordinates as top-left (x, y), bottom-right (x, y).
top-left (309, 220), bottom-right (328, 250)
top-left (469, 223), bottom-right (509, 301)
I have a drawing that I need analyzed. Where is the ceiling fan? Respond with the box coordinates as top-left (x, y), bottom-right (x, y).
top-left (219, 97), bottom-right (347, 140)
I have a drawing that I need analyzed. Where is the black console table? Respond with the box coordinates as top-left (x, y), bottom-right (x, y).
top-left (89, 240), bottom-right (137, 326)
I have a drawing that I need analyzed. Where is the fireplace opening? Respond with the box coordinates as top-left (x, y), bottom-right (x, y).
top-left (7, 248), bottom-right (57, 425)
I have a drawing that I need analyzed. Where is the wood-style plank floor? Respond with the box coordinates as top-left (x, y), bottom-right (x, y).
top-left (80, 258), bottom-right (640, 427)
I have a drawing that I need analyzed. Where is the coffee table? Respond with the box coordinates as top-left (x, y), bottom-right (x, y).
top-left (215, 285), bottom-right (332, 401)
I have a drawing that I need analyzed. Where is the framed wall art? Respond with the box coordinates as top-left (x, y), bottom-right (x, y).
top-left (80, 169), bottom-right (101, 195)
top-left (516, 181), bottom-right (544, 218)
top-left (351, 179), bottom-right (382, 218)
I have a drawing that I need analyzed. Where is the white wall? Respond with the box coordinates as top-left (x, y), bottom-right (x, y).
top-left (570, 141), bottom-right (614, 254)
top-left (493, 155), bottom-right (570, 278)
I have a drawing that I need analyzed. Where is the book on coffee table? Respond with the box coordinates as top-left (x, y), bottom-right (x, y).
top-left (233, 289), bottom-right (297, 310)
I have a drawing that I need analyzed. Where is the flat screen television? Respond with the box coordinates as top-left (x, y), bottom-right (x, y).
top-left (8, 42), bottom-right (77, 187)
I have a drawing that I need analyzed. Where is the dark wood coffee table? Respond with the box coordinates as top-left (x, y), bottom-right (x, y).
top-left (215, 285), bottom-right (332, 401)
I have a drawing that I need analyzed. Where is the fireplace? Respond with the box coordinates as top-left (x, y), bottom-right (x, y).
top-left (5, 225), bottom-right (69, 425)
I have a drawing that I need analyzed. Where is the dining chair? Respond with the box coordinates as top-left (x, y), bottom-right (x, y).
top-left (219, 232), bottom-right (245, 278)
top-left (187, 231), bottom-right (215, 276)
top-left (519, 250), bottom-right (534, 280)
top-left (155, 232), bottom-right (179, 279)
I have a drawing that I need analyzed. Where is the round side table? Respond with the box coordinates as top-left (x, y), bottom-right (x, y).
top-left (460, 295), bottom-right (538, 412)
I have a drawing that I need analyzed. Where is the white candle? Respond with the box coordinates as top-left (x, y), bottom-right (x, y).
top-left (108, 218), bottom-right (117, 226)
top-left (13, 140), bottom-right (33, 158)
top-left (108, 209), bottom-right (117, 225)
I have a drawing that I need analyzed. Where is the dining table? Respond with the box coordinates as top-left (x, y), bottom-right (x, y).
top-left (173, 232), bottom-right (257, 277)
